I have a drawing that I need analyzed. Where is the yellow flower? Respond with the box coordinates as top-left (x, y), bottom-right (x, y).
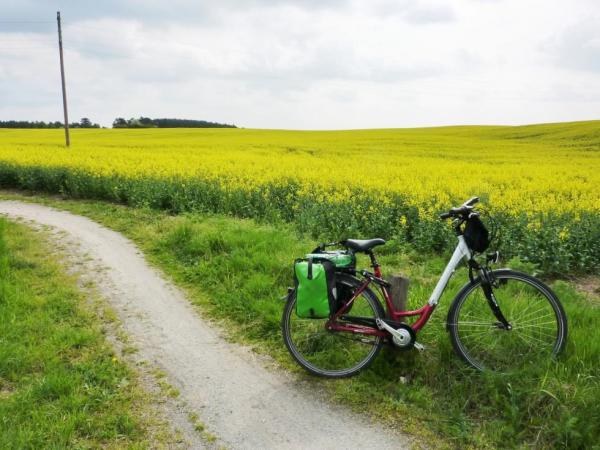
top-left (0, 125), bottom-right (597, 219)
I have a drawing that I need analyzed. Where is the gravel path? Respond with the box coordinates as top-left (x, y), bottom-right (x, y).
top-left (0, 201), bottom-right (410, 450)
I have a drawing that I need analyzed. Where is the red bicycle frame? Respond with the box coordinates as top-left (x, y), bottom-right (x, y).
top-left (327, 236), bottom-right (473, 338)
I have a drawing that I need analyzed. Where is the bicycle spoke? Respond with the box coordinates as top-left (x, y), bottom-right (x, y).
top-left (513, 321), bottom-right (556, 329)
top-left (513, 329), bottom-right (549, 350)
top-left (516, 313), bottom-right (555, 325)
top-left (518, 328), bottom-right (555, 343)
top-left (456, 321), bottom-right (497, 326)
top-left (515, 305), bottom-right (552, 323)
top-left (332, 333), bottom-right (379, 345)
top-left (515, 299), bottom-right (539, 319)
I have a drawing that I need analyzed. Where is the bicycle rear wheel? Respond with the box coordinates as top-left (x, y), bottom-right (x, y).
top-left (282, 274), bottom-right (385, 378)
top-left (447, 269), bottom-right (567, 372)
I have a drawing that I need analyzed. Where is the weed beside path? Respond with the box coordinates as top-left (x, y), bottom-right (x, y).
top-left (2, 191), bottom-right (600, 449)
top-left (0, 217), bottom-right (179, 447)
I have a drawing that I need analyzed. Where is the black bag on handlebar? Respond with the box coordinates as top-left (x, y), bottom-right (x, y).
top-left (464, 216), bottom-right (490, 253)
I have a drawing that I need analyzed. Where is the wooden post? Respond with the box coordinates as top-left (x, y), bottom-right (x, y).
top-left (57, 11), bottom-right (70, 147)
top-left (388, 274), bottom-right (409, 320)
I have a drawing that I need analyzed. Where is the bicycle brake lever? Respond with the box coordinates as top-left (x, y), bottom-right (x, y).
top-left (486, 251), bottom-right (499, 264)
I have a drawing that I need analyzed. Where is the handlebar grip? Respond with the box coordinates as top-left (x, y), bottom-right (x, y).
top-left (313, 242), bottom-right (341, 253)
top-left (439, 212), bottom-right (452, 220)
top-left (465, 197), bottom-right (480, 207)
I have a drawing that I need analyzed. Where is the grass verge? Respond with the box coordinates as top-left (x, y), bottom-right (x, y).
top-left (0, 215), bottom-right (175, 448)
top-left (2, 191), bottom-right (599, 449)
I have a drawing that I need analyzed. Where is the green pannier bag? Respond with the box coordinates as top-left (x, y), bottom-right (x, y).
top-left (304, 251), bottom-right (355, 269)
top-left (294, 257), bottom-right (336, 319)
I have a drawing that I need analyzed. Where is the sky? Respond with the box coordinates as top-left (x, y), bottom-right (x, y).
top-left (0, 0), bottom-right (599, 129)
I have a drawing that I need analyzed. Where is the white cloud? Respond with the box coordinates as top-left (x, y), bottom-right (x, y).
top-left (542, 17), bottom-right (600, 72)
top-left (0, 0), bottom-right (599, 128)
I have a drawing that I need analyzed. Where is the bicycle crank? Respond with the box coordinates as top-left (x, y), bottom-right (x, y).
top-left (375, 318), bottom-right (416, 349)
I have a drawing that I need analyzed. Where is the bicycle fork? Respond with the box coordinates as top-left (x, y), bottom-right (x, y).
top-left (479, 268), bottom-right (512, 331)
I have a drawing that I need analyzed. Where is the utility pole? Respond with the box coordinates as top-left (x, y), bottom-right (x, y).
top-left (56, 11), bottom-right (70, 147)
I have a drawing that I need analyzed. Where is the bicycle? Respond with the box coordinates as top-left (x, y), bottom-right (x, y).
top-left (281, 197), bottom-right (568, 378)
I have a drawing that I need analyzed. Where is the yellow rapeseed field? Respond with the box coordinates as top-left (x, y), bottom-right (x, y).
top-left (0, 122), bottom-right (599, 214)
top-left (0, 120), bottom-right (598, 272)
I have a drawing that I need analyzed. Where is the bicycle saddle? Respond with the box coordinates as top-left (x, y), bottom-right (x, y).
top-left (342, 238), bottom-right (386, 253)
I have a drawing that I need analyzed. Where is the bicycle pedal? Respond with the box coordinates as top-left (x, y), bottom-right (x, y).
top-left (413, 342), bottom-right (426, 352)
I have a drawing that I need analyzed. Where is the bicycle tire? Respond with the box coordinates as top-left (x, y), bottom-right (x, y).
top-left (447, 269), bottom-right (568, 372)
top-left (282, 273), bottom-right (385, 378)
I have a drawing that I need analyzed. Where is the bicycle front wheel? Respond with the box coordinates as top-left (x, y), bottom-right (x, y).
top-left (282, 274), bottom-right (385, 378)
top-left (447, 269), bottom-right (567, 372)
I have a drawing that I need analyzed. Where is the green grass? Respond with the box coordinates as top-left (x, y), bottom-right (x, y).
top-left (0, 216), bottom-right (173, 448)
top-left (3, 191), bottom-right (599, 449)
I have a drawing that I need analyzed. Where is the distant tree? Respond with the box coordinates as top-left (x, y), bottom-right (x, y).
top-left (124, 117), bottom-right (156, 128)
top-left (112, 117), bottom-right (128, 128)
top-left (0, 118), bottom-right (95, 129)
top-left (138, 116), bottom-right (154, 126)
top-left (109, 116), bottom-right (237, 129)
top-left (151, 118), bottom-right (236, 128)
top-left (126, 118), bottom-right (144, 128)
top-left (0, 120), bottom-right (66, 128)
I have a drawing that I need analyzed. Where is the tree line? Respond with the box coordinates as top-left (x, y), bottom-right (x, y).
top-left (0, 118), bottom-right (100, 129)
top-left (112, 117), bottom-right (236, 128)
top-left (0, 117), bottom-right (236, 129)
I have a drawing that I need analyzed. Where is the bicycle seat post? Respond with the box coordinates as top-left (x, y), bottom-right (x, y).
top-left (367, 250), bottom-right (382, 277)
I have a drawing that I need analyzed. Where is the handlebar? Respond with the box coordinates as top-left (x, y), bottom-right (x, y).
top-left (311, 241), bottom-right (341, 253)
top-left (313, 197), bottom-right (482, 249)
top-left (439, 197), bottom-right (480, 220)
top-left (464, 196), bottom-right (480, 207)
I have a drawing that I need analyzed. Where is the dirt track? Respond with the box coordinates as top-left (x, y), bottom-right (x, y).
top-left (0, 201), bottom-right (409, 450)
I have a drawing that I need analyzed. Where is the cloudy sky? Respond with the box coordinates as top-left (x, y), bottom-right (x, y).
top-left (1, 0), bottom-right (599, 129)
